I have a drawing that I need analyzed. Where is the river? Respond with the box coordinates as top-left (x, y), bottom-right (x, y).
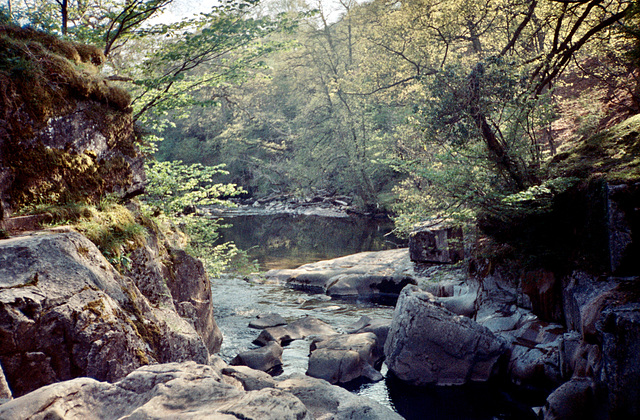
top-left (211, 213), bottom-right (538, 420)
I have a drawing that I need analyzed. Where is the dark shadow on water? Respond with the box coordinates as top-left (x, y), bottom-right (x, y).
top-left (385, 373), bottom-right (541, 420)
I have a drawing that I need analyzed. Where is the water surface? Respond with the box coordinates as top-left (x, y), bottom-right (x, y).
top-left (211, 213), bottom-right (538, 419)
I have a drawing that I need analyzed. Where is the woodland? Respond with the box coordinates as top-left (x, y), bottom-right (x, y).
top-left (2, 0), bottom-right (640, 270)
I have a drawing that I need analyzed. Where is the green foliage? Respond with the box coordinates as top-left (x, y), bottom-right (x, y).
top-left (142, 157), bottom-right (256, 276)
top-left (25, 198), bottom-right (148, 273)
top-left (144, 159), bottom-right (242, 215)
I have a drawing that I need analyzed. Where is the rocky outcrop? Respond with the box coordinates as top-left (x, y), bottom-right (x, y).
top-left (0, 230), bottom-right (219, 397)
top-left (409, 221), bottom-right (464, 264)
top-left (264, 249), bottom-right (418, 304)
top-left (307, 332), bottom-right (384, 384)
top-left (384, 285), bottom-right (507, 386)
top-left (0, 361), bottom-right (312, 420)
top-left (0, 360), bottom-right (402, 420)
top-left (0, 26), bottom-right (143, 217)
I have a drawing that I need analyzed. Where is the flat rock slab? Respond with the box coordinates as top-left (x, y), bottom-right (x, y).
top-left (253, 316), bottom-right (337, 346)
top-left (249, 312), bottom-right (287, 329)
top-left (264, 249), bottom-right (419, 303)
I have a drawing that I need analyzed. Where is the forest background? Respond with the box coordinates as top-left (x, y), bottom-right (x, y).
top-left (3, 0), bottom-right (640, 272)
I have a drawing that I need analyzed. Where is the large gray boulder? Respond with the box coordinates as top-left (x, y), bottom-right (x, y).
top-left (0, 231), bottom-right (212, 396)
top-left (0, 362), bottom-right (313, 420)
top-left (307, 332), bottom-right (383, 384)
top-left (0, 361), bottom-right (404, 420)
top-left (384, 285), bottom-right (507, 386)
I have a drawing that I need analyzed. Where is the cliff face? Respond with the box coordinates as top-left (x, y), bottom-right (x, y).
top-left (0, 25), bottom-right (143, 218)
top-left (0, 26), bottom-right (222, 399)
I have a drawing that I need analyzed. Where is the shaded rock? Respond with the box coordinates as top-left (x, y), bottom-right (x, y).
top-left (254, 325), bottom-right (295, 347)
top-left (264, 249), bottom-right (418, 304)
top-left (0, 361), bottom-right (11, 403)
top-left (599, 301), bottom-right (640, 418)
top-left (384, 285), bottom-right (506, 386)
top-left (166, 247), bottom-right (222, 354)
top-left (562, 271), bottom-right (618, 337)
top-left (543, 378), bottom-right (597, 420)
top-left (276, 373), bottom-right (404, 420)
top-left (307, 333), bottom-right (383, 384)
top-left (230, 341), bottom-right (283, 374)
top-left (0, 361), bottom-right (313, 420)
top-left (522, 269), bottom-right (563, 323)
top-left (249, 312), bottom-right (287, 329)
top-left (0, 231), bottom-right (209, 397)
top-left (409, 221), bottom-right (463, 264)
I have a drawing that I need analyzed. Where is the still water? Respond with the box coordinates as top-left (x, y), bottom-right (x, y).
top-left (217, 213), bottom-right (405, 270)
top-left (211, 213), bottom-right (538, 420)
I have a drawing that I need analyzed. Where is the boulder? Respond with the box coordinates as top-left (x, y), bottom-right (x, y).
top-left (542, 378), bottom-right (597, 420)
top-left (0, 231), bottom-right (210, 396)
top-left (264, 249), bottom-right (418, 304)
top-left (384, 285), bottom-right (506, 386)
top-left (165, 247), bottom-right (222, 354)
top-left (307, 333), bottom-right (383, 384)
top-left (345, 316), bottom-right (391, 358)
top-left (221, 365), bottom-right (278, 391)
top-left (408, 221), bottom-right (463, 264)
top-left (230, 341), bottom-right (283, 374)
top-left (0, 362), bottom-right (313, 420)
top-left (276, 373), bottom-right (404, 420)
top-left (249, 312), bottom-right (287, 329)
top-left (599, 301), bottom-right (640, 418)
top-left (0, 362), bottom-right (11, 403)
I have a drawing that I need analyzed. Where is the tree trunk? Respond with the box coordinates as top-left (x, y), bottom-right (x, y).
top-left (468, 63), bottom-right (526, 190)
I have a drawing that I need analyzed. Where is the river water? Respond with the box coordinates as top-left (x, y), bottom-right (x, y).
top-left (211, 213), bottom-right (538, 420)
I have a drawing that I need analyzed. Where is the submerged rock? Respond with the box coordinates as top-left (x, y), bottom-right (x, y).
top-left (384, 285), bottom-right (507, 386)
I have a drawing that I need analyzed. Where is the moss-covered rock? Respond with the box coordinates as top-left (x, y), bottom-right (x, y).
top-left (0, 24), bottom-right (143, 217)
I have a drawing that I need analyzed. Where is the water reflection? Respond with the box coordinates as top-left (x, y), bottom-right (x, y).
top-left (218, 214), bottom-right (406, 270)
